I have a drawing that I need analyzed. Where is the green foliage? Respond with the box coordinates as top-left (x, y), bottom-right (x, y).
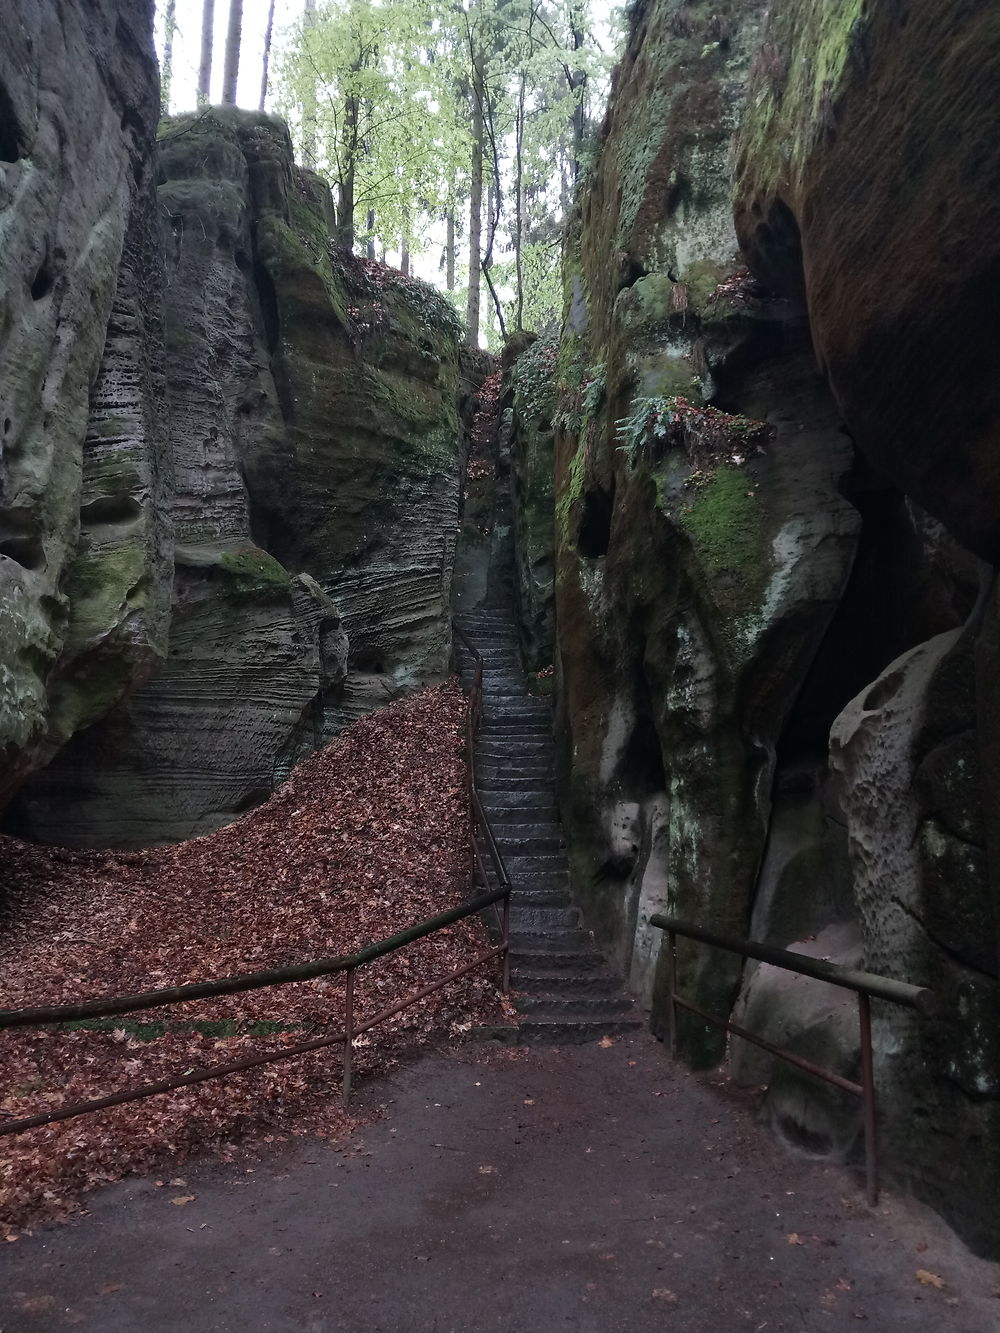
top-left (274, 0), bottom-right (618, 346)
top-left (616, 395), bottom-right (770, 470)
top-left (512, 331), bottom-right (559, 424)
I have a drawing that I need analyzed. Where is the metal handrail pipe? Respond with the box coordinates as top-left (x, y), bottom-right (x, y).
top-left (0, 942), bottom-right (507, 1138)
top-left (0, 888), bottom-right (509, 1031)
top-left (471, 788), bottom-right (512, 890)
top-left (650, 914), bottom-right (937, 1016)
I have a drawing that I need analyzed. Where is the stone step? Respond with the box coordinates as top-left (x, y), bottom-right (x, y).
top-left (480, 802), bottom-right (560, 822)
top-left (494, 835), bottom-right (564, 856)
top-left (477, 788), bottom-right (558, 807)
top-left (510, 904), bottom-right (580, 930)
top-left (512, 969), bottom-right (621, 996)
top-left (502, 854), bottom-right (568, 876)
top-left (505, 1016), bottom-right (644, 1046)
top-left (483, 871), bottom-right (570, 896)
top-left (474, 773), bottom-right (557, 789)
top-left (477, 738), bottom-right (552, 756)
top-left (510, 944), bottom-right (606, 971)
top-left (477, 762), bottom-right (557, 778)
top-left (514, 993), bottom-right (636, 1020)
top-left (479, 731), bottom-right (552, 744)
top-left (509, 927), bottom-right (596, 952)
top-left (506, 887), bottom-right (575, 908)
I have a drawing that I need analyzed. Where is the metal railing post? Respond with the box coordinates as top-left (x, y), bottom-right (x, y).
top-left (859, 991), bottom-right (878, 1206)
top-left (667, 929), bottom-right (678, 1059)
top-left (502, 890), bottom-right (511, 995)
top-left (342, 967), bottom-right (355, 1105)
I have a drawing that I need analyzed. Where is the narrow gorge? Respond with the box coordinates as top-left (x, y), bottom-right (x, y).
top-left (1, 0), bottom-right (998, 1263)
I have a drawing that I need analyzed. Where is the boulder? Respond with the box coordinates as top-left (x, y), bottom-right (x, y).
top-left (0, 0), bottom-right (166, 801)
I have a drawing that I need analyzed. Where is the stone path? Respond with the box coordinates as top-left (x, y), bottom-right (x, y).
top-left (3, 1035), bottom-right (997, 1332)
top-left (456, 607), bottom-right (639, 1042)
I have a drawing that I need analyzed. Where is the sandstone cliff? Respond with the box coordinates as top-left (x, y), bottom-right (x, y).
top-left (512, 0), bottom-right (1000, 1254)
top-left (0, 22), bottom-right (463, 845)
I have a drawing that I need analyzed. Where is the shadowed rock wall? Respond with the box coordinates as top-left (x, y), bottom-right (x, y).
top-left (536, 0), bottom-right (1000, 1255)
top-left (1, 79), bottom-right (462, 843)
top-left (0, 0), bottom-right (168, 804)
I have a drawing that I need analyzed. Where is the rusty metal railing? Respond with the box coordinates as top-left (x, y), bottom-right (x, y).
top-left (650, 913), bottom-right (938, 1207)
top-left (0, 632), bottom-right (513, 1138)
top-left (454, 622), bottom-right (512, 993)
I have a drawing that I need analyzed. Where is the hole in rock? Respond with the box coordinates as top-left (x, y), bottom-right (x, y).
top-left (352, 646), bottom-right (386, 675)
top-left (3, 418), bottom-right (11, 435)
top-left (0, 82), bottom-right (25, 163)
top-left (619, 258), bottom-right (648, 291)
top-left (79, 494), bottom-right (143, 527)
top-left (0, 528), bottom-right (44, 570)
top-left (577, 484), bottom-right (614, 558)
top-left (30, 263), bottom-right (54, 301)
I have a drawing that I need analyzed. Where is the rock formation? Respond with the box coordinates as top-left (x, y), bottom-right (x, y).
top-left (1, 17), bottom-right (464, 845)
top-left (0, 0), bottom-right (167, 805)
top-left (497, 0), bottom-right (1000, 1254)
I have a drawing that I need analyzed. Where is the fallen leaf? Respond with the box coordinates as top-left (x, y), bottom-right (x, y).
top-left (915, 1270), bottom-right (946, 1289)
top-left (598, 1036), bottom-right (615, 1049)
top-left (170, 1195), bottom-right (196, 1206)
top-left (651, 1288), bottom-right (678, 1303)
top-left (787, 1233), bottom-right (805, 1246)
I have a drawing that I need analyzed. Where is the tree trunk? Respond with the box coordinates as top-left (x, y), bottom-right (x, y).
top-left (513, 71), bottom-right (526, 330)
top-left (465, 56), bottom-right (485, 348)
top-left (160, 0), bottom-right (177, 115)
top-left (366, 211), bottom-right (376, 262)
top-left (259, 0), bottom-right (276, 112)
top-left (569, 2), bottom-right (587, 176)
top-left (302, 0), bottom-right (318, 167)
top-left (337, 91), bottom-right (359, 250)
top-left (445, 196), bottom-right (456, 292)
top-left (400, 203), bottom-right (411, 276)
top-left (221, 0), bottom-right (243, 105)
top-left (197, 0), bottom-right (215, 105)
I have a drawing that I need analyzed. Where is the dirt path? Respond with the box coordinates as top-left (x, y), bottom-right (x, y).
top-left (2, 1033), bottom-right (997, 1332)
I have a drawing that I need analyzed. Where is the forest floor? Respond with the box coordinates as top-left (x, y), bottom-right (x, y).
top-left (0, 682), bottom-right (512, 1233)
top-left (2, 1035), bottom-right (999, 1332)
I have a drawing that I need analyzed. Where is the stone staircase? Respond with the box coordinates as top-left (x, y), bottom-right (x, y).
top-left (456, 608), bottom-right (641, 1043)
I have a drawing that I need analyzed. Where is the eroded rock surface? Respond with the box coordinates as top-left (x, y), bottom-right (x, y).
top-left (535, 0), bottom-right (1000, 1255)
top-left (0, 0), bottom-right (166, 802)
top-left (733, 0), bottom-right (1000, 560)
top-left (3, 98), bottom-right (463, 845)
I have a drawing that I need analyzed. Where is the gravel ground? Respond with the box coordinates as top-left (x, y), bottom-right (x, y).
top-left (2, 1032), bottom-right (998, 1332)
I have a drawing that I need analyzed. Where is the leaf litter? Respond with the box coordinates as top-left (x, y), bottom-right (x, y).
top-left (0, 681), bottom-right (512, 1233)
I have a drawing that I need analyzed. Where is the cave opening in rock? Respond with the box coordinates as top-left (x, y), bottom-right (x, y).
top-left (30, 263), bottom-right (54, 302)
top-left (577, 483), bottom-right (614, 558)
top-left (0, 82), bottom-right (24, 163)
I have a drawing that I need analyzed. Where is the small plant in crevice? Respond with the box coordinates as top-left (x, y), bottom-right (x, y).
top-left (750, 42), bottom-right (788, 97)
top-left (555, 360), bottom-right (607, 438)
top-left (615, 394), bottom-right (770, 472)
top-left (707, 267), bottom-right (771, 307)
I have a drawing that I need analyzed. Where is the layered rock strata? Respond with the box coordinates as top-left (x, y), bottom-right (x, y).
top-left (2, 87), bottom-right (463, 844)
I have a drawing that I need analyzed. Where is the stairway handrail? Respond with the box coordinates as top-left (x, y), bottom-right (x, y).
top-left (650, 913), bottom-right (939, 1207)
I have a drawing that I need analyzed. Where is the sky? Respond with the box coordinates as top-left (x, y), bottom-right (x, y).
top-left (157, 0), bottom-right (291, 115)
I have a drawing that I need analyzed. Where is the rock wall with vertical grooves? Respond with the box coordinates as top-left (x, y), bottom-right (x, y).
top-left (0, 0), bottom-right (167, 803)
top-left (1, 72), bottom-right (463, 845)
top-left (536, 0), bottom-right (1000, 1255)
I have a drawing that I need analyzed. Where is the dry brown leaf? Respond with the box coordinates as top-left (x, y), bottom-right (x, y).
top-left (598, 1036), bottom-right (615, 1049)
top-left (916, 1270), bottom-right (946, 1289)
top-left (170, 1195), bottom-right (196, 1206)
top-left (0, 684), bottom-right (506, 1231)
top-left (787, 1233), bottom-right (805, 1246)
